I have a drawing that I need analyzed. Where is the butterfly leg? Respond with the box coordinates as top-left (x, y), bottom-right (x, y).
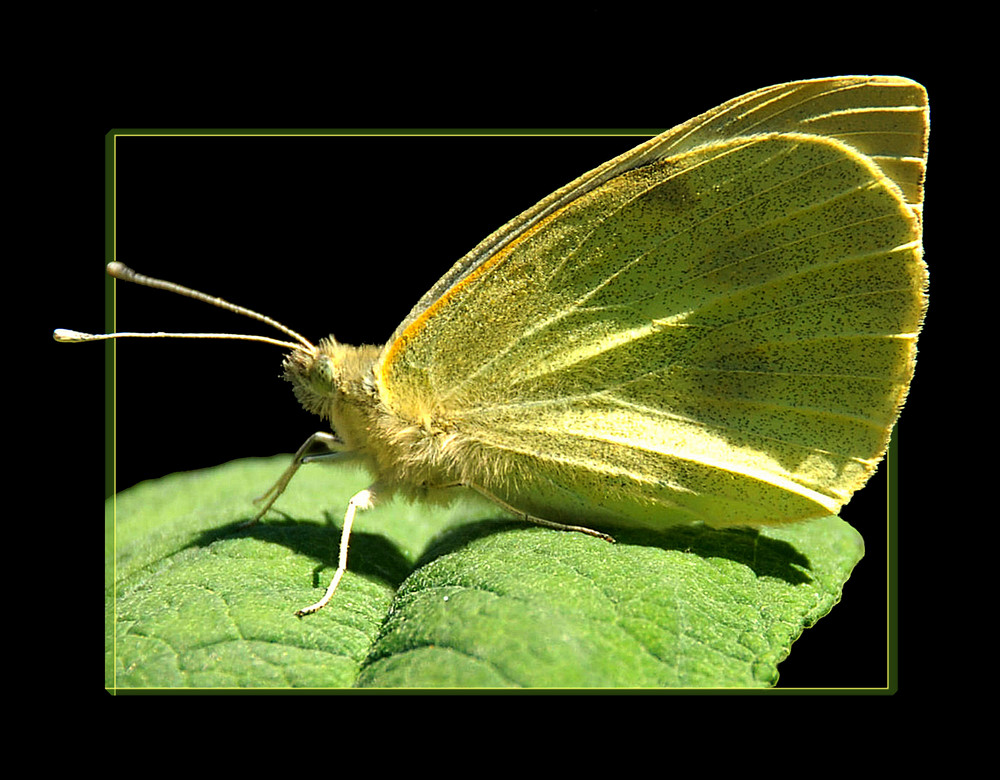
top-left (466, 484), bottom-right (615, 543)
top-left (244, 431), bottom-right (344, 526)
top-left (294, 486), bottom-right (376, 617)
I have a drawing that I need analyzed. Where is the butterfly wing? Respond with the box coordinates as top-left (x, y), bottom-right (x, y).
top-left (377, 77), bottom-right (928, 530)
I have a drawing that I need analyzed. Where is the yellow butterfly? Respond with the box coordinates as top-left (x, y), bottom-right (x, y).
top-left (62, 76), bottom-right (928, 617)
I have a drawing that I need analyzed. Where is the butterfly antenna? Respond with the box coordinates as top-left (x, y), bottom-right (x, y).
top-left (53, 263), bottom-right (316, 352)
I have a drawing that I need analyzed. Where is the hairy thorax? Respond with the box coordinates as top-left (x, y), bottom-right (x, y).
top-left (283, 338), bottom-right (471, 499)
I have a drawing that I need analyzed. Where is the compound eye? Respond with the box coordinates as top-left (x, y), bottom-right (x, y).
top-left (310, 354), bottom-right (336, 393)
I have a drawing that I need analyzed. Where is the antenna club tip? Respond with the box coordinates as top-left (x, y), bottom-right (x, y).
top-left (54, 328), bottom-right (89, 342)
top-left (106, 262), bottom-right (133, 279)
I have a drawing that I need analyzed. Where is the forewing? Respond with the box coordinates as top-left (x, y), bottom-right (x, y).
top-left (385, 76), bottom-right (927, 348)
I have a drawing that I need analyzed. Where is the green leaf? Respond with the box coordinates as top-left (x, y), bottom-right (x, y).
top-left (106, 456), bottom-right (864, 689)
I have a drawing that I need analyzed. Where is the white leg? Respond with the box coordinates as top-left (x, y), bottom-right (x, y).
top-left (295, 487), bottom-right (376, 617)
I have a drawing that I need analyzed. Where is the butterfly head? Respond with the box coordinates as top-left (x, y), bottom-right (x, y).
top-left (284, 337), bottom-right (381, 424)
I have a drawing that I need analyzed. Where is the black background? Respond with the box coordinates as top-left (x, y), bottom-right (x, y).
top-left (63, 65), bottom-right (950, 692)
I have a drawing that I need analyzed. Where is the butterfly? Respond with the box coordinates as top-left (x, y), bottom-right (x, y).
top-left (62, 76), bottom-right (927, 617)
